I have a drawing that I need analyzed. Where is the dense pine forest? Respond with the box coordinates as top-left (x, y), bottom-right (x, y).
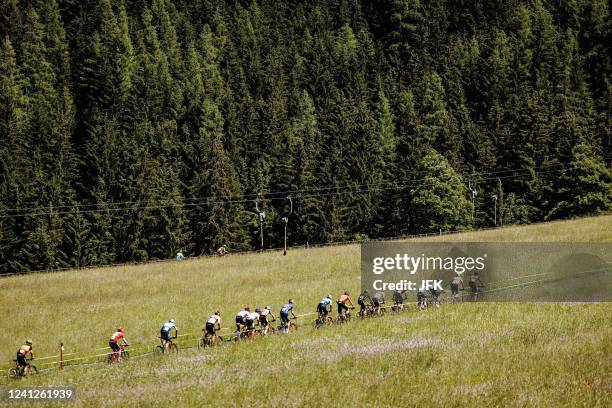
top-left (0, 0), bottom-right (610, 272)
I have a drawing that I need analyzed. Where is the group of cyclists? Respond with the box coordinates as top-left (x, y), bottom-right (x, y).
top-left (11, 272), bottom-right (485, 376)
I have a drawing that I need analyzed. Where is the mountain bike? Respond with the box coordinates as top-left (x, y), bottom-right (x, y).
top-left (373, 303), bottom-right (387, 316)
top-left (452, 288), bottom-right (469, 303)
top-left (106, 344), bottom-right (130, 364)
top-left (335, 307), bottom-right (354, 324)
top-left (199, 332), bottom-right (222, 348)
top-left (314, 314), bottom-right (334, 328)
top-left (261, 319), bottom-right (276, 336)
top-left (358, 304), bottom-right (374, 318)
top-left (278, 317), bottom-right (298, 333)
top-left (391, 302), bottom-right (405, 313)
top-left (417, 295), bottom-right (427, 311)
top-left (7, 358), bottom-right (37, 379)
top-left (157, 336), bottom-right (178, 354)
top-left (231, 327), bottom-right (249, 342)
top-left (470, 283), bottom-right (485, 301)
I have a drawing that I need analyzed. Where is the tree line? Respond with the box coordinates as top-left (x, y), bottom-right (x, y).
top-left (0, 0), bottom-right (610, 272)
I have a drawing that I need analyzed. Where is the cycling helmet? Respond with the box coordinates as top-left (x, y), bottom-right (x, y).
top-left (215, 310), bottom-right (220, 315)
top-left (169, 319), bottom-right (175, 323)
top-left (326, 294), bottom-right (332, 299)
top-left (26, 339), bottom-right (32, 345)
top-left (288, 299), bottom-right (293, 303)
top-left (255, 308), bottom-right (261, 313)
top-left (118, 327), bottom-right (124, 333)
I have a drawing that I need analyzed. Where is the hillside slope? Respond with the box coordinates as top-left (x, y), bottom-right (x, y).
top-left (0, 215), bottom-right (610, 406)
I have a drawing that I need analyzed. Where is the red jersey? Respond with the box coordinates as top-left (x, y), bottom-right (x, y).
top-left (110, 331), bottom-right (125, 342)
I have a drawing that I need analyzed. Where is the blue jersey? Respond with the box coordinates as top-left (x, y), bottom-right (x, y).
top-left (281, 303), bottom-right (294, 313)
top-left (319, 298), bottom-right (332, 307)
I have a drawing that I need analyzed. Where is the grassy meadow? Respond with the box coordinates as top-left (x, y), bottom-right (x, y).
top-left (0, 215), bottom-right (610, 407)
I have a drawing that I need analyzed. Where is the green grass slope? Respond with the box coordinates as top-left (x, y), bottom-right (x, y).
top-left (0, 215), bottom-right (610, 407)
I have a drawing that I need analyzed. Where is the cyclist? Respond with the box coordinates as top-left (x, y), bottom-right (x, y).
top-left (469, 272), bottom-right (484, 300)
top-left (357, 290), bottom-right (372, 316)
top-left (160, 319), bottom-right (177, 350)
top-left (259, 306), bottom-right (276, 334)
top-left (245, 308), bottom-right (260, 334)
top-left (205, 311), bottom-right (222, 337)
top-left (450, 273), bottom-right (464, 302)
top-left (280, 299), bottom-right (296, 332)
top-left (16, 339), bottom-right (33, 376)
top-left (429, 288), bottom-right (440, 308)
top-left (235, 306), bottom-right (250, 332)
top-left (109, 328), bottom-right (129, 362)
top-left (392, 290), bottom-right (405, 311)
top-left (217, 245), bottom-right (227, 256)
top-left (337, 291), bottom-right (355, 318)
top-left (317, 295), bottom-right (333, 319)
top-left (417, 289), bottom-right (427, 310)
top-left (372, 291), bottom-right (385, 313)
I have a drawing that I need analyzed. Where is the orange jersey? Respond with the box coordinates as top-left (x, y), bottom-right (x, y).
top-left (337, 295), bottom-right (351, 304)
top-left (110, 331), bottom-right (125, 342)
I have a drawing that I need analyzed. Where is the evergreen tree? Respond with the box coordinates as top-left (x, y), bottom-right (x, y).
top-left (547, 143), bottom-right (611, 219)
top-left (410, 148), bottom-right (472, 233)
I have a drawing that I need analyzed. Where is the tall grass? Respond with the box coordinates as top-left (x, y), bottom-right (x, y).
top-left (0, 215), bottom-right (610, 406)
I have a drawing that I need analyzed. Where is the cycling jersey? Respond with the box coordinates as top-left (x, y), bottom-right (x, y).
top-left (236, 310), bottom-right (250, 319)
top-left (337, 295), bottom-right (351, 304)
top-left (452, 276), bottom-right (463, 285)
top-left (247, 312), bottom-right (259, 321)
top-left (281, 303), bottom-right (294, 313)
top-left (161, 322), bottom-right (176, 333)
top-left (319, 298), bottom-right (332, 307)
top-left (110, 331), bottom-right (125, 342)
top-left (259, 309), bottom-right (270, 317)
top-left (207, 315), bottom-right (221, 325)
top-left (372, 292), bottom-right (384, 302)
top-left (18, 345), bottom-right (31, 356)
top-left (393, 291), bottom-right (404, 303)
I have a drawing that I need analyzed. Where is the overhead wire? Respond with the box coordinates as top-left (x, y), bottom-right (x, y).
top-left (0, 162), bottom-right (585, 219)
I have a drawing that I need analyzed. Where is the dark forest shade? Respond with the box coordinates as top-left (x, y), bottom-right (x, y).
top-left (0, 0), bottom-right (610, 272)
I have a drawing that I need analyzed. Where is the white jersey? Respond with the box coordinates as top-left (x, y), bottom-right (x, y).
top-left (161, 322), bottom-right (176, 333)
top-left (207, 315), bottom-right (221, 325)
top-left (247, 312), bottom-right (259, 321)
top-left (236, 310), bottom-right (249, 319)
top-left (260, 309), bottom-right (270, 317)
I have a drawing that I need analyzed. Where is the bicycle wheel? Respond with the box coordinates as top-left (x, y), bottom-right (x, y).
top-left (106, 353), bottom-right (113, 364)
top-left (156, 345), bottom-right (165, 354)
top-left (121, 350), bottom-right (130, 361)
top-left (168, 343), bottom-right (178, 353)
top-left (28, 365), bottom-right (38, 376)
top-left (289, 322), bottom-right (298, 332)
top-left (7, 367), bottom-right (18, 379)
